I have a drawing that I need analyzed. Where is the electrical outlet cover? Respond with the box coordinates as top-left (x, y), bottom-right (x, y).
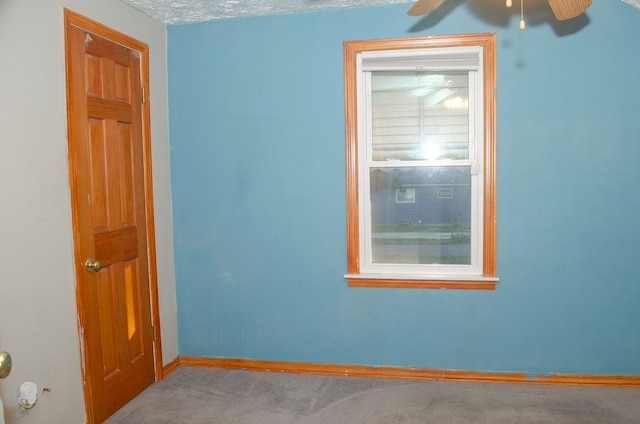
top-left (18, 382), bottom-right (38, 409)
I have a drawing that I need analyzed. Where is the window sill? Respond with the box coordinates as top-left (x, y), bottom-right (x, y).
top-left (344, 274), bottom-right (499, 290)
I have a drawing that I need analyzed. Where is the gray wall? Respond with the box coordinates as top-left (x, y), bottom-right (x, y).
top-left (0, 1), bottom-right (176, 422)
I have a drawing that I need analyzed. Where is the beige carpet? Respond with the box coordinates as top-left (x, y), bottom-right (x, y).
top-left (105, 366), bottom-right (640, 423)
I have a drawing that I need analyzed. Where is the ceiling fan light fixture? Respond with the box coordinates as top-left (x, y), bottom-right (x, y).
top-left (408, 0), bottom-right (592, 24)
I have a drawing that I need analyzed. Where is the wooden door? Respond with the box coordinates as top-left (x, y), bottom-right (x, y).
top-left (64, 10), bottom-right (160, 423)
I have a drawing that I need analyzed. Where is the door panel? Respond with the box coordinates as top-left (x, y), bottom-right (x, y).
top-left (65, 10), bottom-right (158, 423)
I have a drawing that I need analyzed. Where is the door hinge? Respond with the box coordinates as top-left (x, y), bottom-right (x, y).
top-left (141, 86), bottom-right (146, 104)
top-left (152, 326), bottom-right (156, 342)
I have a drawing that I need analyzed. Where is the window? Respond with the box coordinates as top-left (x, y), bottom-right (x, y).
top-left (396, 188), bottom-right (416, 204)
top-left (437, 188), bottom-right (453, 199)
top-left (343, 34), bottom-right (498, 289)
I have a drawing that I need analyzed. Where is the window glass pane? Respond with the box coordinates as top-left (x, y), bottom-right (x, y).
top-left (371, 71), bottom-right (469, 161)
top-left (369, 166), bottom-right (471, 265)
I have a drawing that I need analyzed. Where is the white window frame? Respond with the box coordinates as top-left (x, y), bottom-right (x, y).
top-left (343, 34), bottom-right (498, 290)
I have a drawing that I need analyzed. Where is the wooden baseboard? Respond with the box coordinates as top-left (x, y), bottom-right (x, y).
top-left (177, 356), bottom-right (640, 387)
top-left (162, 356), bottom-right (181, 377)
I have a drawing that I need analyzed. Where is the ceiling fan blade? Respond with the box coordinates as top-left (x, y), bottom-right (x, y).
top-left (547, 0), bottom-right (592, 20)
top-left (407, 0), bottom-right (446, 16)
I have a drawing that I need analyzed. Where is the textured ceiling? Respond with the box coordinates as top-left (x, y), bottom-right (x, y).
top-left (122, 0), bottom-right (640, 25)
top-left (122, 0), bottom-right (412, 24)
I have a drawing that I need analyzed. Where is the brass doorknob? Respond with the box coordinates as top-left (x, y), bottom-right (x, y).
top-left (0, 351), bottom-right (11, 379)
top-left (85, 258), bottom-right (102, 272)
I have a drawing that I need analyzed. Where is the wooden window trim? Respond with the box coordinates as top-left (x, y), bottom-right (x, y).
top-left (343, 33), bottom-right (497, 289)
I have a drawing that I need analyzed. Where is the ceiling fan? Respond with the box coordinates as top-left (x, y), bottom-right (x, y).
top-left (407, 0), bottom-right (592, 22)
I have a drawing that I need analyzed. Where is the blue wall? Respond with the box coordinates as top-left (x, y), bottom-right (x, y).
top-left (168, 0), bottom-right (640, 375)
